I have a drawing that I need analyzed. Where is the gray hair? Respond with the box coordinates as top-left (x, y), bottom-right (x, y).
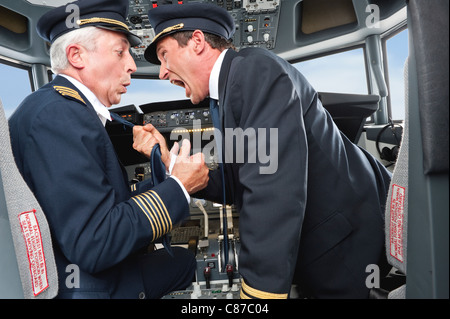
top-left (50, 26), bottom-right (104, 74)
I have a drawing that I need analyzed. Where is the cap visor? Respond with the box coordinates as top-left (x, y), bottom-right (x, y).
top-left (144, 42), bottom-right (161, 65)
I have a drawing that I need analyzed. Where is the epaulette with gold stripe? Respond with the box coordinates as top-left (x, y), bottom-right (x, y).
top-left (132, 190), bottom-right (172, 242)
top-left (53, 85), bottom-right (86, 105)
top-left (240, 280), bottom-right (288, 299)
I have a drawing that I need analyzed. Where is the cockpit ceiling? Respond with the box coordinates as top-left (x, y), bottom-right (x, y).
top-left (1, 0), bottom-right (406, 73)
top-left (0, 6), bottom-right (28, 34)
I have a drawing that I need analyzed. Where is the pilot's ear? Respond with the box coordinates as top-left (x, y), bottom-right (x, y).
top-left (191, 30), bottom-right (206, 54)
top-left (66, 44), bottom-right (85, 70)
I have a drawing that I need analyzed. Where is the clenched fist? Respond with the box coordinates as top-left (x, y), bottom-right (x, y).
top-left (171, 139), bottom-right (209, 194)
top-left (133, 125), bottom-right (209, 194)
top-left (133, 124), bottom-right (171, 169)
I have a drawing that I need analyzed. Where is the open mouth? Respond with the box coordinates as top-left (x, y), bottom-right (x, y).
top-left (170, 79), bottom-right (185, 88)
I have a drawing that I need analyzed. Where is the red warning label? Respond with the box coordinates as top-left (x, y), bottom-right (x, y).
top-left (18, 210), bottom-right (49, 296)
top-left (389, 184), bottom-right (405, 263)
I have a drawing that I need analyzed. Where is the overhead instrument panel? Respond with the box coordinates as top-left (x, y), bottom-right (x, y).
top-left (126, 0), bottom-right (281, 62)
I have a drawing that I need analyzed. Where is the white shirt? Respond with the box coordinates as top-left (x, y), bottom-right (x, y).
top-left (209, 49), bottom-right (228, 101)
top-left (58, 74), bottom-right (190, 202)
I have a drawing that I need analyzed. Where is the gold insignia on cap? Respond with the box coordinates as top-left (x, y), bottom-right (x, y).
top-left (77, 17), bottom-right (129, 30)
top-left (53, 86), bottom-right (86, 105)
top-left (152, 23), bottom-right (184, 43)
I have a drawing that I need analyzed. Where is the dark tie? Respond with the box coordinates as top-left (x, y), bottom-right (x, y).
top-left (209, 98), bottom-right (230, 266)
top-left (111, 112), bottom-right (173, 256)
top-left (110, 112), bottom-right (135, 128)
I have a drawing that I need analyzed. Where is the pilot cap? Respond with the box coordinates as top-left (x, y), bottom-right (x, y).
top-left (144, 3), bottom-right (235, 64)
top-left (36, 0), bottom-right (141, 47)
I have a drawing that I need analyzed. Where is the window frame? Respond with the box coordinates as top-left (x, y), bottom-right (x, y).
top-left (0, 57), bottom-right (33, 90)
top-left (0, 57), bottom-right (34, 118)
top-left (381, 25), bottom-right (408, 122)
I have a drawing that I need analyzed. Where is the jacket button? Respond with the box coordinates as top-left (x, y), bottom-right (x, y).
top-left (139, 292), bottom-right (146, 299)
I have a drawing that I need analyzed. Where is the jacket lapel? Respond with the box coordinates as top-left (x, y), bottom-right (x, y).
top-left (218, 49), bottom-right (239, 128)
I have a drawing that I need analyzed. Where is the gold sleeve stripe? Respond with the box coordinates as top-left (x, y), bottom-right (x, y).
top-left (139, 193), bottom-right (164, 237)
top-left (146, 191), bottom-right (172, 231)
top-left (135, 194), bottom-right (163, 239)
top-left (131, 190), bottom-right (173, 242)
top-left (241, 280), bottom-right (288, 299)
top-left (135, 194), bottom-right (162, 241)
top-left (240, 289), bottom-right (252, 299)
top-left (132, 196), bottom-right (157, 241)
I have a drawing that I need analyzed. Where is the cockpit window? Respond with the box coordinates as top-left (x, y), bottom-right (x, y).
top-left (293, 48), bottom-right (368, 94)
top-left (0, 60), bottom-right (32, 118)
top-left (384, 29), bottom-right (408, 120)
top-left (115, 77), bottom-right (189, 108)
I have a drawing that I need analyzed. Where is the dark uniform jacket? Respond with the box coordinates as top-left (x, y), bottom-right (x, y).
top-left (196, 48), bottom-right (392, 298)
top-left (9, 75), bottom-right (189, 298)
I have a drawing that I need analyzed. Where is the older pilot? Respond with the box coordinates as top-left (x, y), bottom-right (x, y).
top-left (9, 0), bottom-right (209, 299)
